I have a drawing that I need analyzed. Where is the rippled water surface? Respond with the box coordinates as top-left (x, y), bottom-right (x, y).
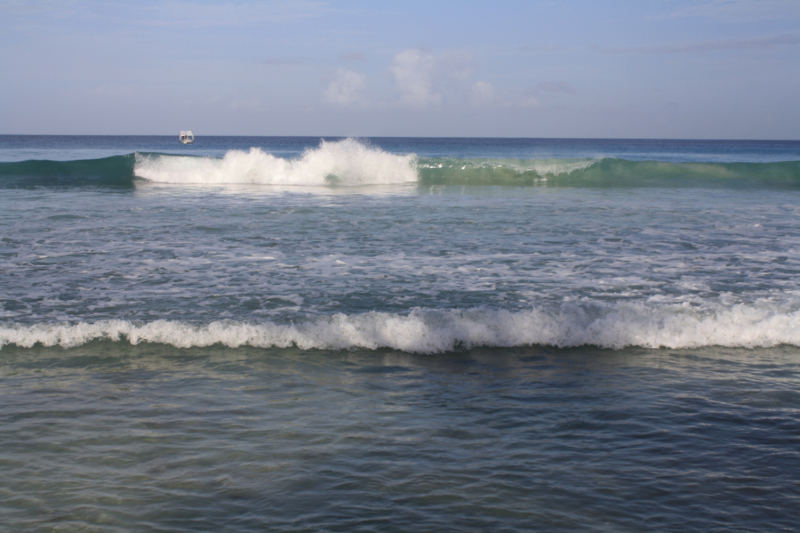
top-left (2, 344), bottom-right (799, 532)
top-left (3, 184), bottom-right (798, 321)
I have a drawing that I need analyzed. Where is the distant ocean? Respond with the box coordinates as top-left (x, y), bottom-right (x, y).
top-left (2, 135), bottom-right (799, 532)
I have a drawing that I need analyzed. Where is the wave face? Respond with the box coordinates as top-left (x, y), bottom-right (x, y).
top-left (0, 154), bottom-right (136, 187)
top-left (134, 139), bottom-right (418, 186)
top-left (417, 157), bottom-right (800, 188)
top-left (3, 302), bottom-right (800, 353)
top-left (1, 139), bottom-right (799, 189)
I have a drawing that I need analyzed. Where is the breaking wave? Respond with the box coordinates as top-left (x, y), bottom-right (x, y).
top-left (134, 139), bottom-right (417, 186)
top-left (1, 138), bottom-right (799, 189)
top-left (3, 302), bottom-right (800, 354)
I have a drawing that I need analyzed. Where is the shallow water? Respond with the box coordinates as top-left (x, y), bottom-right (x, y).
top-left (2, 344), bottom-right (799, 532)
top-left (2, 136), bottom-right (800, 531)
top-left (3, 183), bottom-right (800, 351)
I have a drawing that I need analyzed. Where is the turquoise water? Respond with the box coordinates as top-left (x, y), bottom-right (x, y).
top-left (1, 136), bottom-right (800, 531)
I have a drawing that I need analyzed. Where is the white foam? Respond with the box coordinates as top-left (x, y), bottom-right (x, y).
top-left (524, 158), bottom-right (598, 176)
top-left (417, 158), bottom-right (599, 176)
top-left (134, 139), bottom-right (418, 186)
top-left (491, 158), bottom-right (597, 176)
top-left (3, 302), bottom-right (800, 353)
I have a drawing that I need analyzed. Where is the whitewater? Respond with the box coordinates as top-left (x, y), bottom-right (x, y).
top-left (4, 301), bottom-right (800, 352)
top-left (3, 138), bottom-right (800, 352)
top-left (133, 139), bottom-right (420, 186)
top-left (2, 135), bottom-right (800, 532)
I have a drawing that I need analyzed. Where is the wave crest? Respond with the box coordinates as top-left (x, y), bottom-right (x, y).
top-left (134, 139), bottom-right (418, 186)
top-left (417, 158), bottom-right (800, 187)
top-left (3, 302), bottom-right (799, 353)
top-left (3, 145), bottom-right (798, 189)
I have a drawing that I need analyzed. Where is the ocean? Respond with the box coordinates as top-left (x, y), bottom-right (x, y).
top-left (1, 135), bottom-right (799, 532)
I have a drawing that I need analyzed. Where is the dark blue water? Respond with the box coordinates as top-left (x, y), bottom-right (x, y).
top-left (3, 134), bottom-right (800, 162)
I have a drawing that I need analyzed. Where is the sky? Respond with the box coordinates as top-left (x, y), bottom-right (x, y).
top-left (1, 0), bottom-right (799, 138)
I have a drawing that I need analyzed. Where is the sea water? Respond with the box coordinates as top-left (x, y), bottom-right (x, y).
top-left (1, 135), bottom-right (799, 532)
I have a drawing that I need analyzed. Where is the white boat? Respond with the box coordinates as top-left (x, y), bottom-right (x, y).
top-left (179, 131), bottom-right (195, 144)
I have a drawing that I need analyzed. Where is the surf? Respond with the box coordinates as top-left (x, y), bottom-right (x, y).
top-left (133, 138), bottom-right (418, 186)
top-left (1, 138), bottom-right (799, 189)
top-left (4, 300), bottom-right (800, 353)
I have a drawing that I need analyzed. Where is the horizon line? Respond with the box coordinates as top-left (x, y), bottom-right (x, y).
top-left (1, 134), bottom-right (799, 142)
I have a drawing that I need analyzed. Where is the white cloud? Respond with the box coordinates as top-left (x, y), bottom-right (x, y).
top-left (325, 68), bottom-right (366, 106)
top-left (390, 48), bottom-right (475, 107)
top-left (390, 49), bottom-right (441, 107)
top-left (470, 81), bottom-right (495, 106)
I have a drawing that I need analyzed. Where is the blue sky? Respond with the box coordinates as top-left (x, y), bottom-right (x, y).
top-left (1, 0), bottom-right (799, 138)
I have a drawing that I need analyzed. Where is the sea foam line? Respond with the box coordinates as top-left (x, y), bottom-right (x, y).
top-left (2, 303), bottom-right (800, 353)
